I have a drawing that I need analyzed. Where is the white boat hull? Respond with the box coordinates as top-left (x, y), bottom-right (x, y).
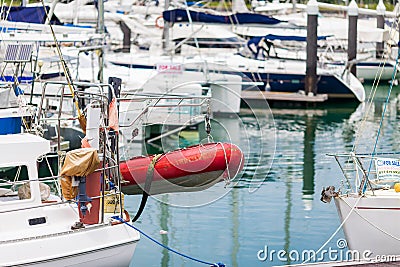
top-left (334, 190), bottom-right (400, 257)
top-left (1, 222), bottom-right (139, 266)
top-left (357, 65), bottom-right (396, 81)
top-left (107, 51), bottom-right (365, 102)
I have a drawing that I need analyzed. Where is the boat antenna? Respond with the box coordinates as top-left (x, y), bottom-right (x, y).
top-left (39, 0), bottom-right (87, 133)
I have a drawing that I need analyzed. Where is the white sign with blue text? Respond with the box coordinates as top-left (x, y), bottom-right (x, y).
top-left (375, 158), bottom-right (400, 180)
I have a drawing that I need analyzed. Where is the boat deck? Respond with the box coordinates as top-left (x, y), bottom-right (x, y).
top-left (241, 91), bottom-right (328, 107)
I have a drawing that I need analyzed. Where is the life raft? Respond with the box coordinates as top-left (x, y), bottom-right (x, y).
top-left (120, 142), bottom-right (244, 195)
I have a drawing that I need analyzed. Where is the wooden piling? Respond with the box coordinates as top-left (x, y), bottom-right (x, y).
top-left (376, 0), bottom-right (386, 58)
top-left (348, 0), bottom-right (358, 77)
top-left (162, 0), bottom-right (170, 52)
top-left (305, 0), bottom-right (318, 96)
top-left (120, 21), bottom-right (131, 53)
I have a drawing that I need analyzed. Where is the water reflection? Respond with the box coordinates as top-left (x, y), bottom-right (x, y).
top-left (284, 174), bottom-right (292, 266)
top-left (231, 189), bottom-right (240, 267)
top-left (128, 99), bottom-right (378, 267)
top-left (302, 115), bottom-right (316, 211)
top-left (160, 195), bottom-right (170, 267)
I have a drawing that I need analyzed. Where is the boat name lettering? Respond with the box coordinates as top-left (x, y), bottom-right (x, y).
top-left (170, 153), bottom-right (215, 166)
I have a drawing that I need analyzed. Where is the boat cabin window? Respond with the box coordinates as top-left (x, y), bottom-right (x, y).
top-left (0, 165), bottom-right (52, 202)
top-left (0, 165), bottom-right (31, 201)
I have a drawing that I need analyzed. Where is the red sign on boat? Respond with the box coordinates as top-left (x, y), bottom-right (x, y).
top-left (156, 63), bottom-right (184, 74)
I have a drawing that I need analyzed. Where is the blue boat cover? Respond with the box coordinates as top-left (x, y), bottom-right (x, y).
top-left (163, 9), bottom-right (283, 25)
top-left (1, 6), bottom-right (62, 25)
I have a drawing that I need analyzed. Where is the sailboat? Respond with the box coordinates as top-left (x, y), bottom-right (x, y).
top-left (322, 154), bottom-right (400, 256)
top-left (0, 1), bottom-right (245, 192)
top-left (107, 7), bottom-right (365, 102)
top-left (0, 80), bottom-right (140, 266)
top-left (250, 0), bottom-right (399, 82)
top-left (238, 32), bottom-right (397, 82)
top-left (321, 28), bottom-right (400, 258)
top-left (0, 3), bottom-right (245, 265)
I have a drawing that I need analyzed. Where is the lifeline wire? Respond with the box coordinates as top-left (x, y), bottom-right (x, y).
top-left (309, 10), bottom-right (400, 264)
top-left (362, 44), bottom-right (400, 193)
top-left (112, 216), bottom-right (225, 267)
top-left (347, 11), bottom-right (400, 189)
top-left (308, 43), bottom-right (400, 266)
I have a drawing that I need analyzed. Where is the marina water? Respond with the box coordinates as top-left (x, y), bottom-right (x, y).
top-left (126, 83), bottom-right (400, 266)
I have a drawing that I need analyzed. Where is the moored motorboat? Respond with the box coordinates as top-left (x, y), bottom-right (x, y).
top-left (120, 142), bottom-right (244, 195)
top-left (0, 134), bottom-right (140, 266)
top-left (0, 78), bottom-right (140, 266)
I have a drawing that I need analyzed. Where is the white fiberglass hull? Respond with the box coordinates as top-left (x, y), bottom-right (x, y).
top-left (107, 51), bottom-right (365, 102)
top-left (357, 64), bottom-right (396, 81)
top-left (334, 190), bottom-right (400, 256)
top-left (1, 218), bottom-right (139, 266)
top-left (0, 197), bottom-right (140, 267)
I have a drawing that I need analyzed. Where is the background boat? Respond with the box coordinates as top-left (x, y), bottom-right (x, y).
top-left (0, 82), bottom-right (140, 266)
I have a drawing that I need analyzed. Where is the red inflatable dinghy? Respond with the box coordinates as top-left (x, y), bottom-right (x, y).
top-left (120, 142), bottom-right (244, 195)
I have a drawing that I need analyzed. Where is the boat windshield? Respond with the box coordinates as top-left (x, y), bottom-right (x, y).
top-left (0, 165), bottom-right (31, 201)
top-left (0, 161), bottom-right (59, 203)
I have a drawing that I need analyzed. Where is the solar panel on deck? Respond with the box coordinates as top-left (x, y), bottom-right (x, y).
top-left (4, 44), bottom-right (33, 62)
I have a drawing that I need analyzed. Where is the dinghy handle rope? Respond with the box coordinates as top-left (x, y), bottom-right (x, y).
top-left (205, 101), bottom-right (212, 142)
top-left (131, 154), bottom-right (162, 222)
top-left (112, 216), bottom-right (225, 267)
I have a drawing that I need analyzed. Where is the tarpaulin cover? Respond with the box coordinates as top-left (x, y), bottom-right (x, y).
top-left (1, 6), bottom-right (62, 25)
top-left (163, 9), bottom-right (283, 25)
top-left (60, 148), bottom-right (100, 200)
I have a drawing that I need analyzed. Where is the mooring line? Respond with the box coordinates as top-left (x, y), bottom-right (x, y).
top-left (112, 216), bottom-right (225, 267)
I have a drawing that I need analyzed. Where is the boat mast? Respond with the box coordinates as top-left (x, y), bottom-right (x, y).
top-left (97, 0), bottom-right (105, 82)
top-left (162, 0), bottom-right (170, 54)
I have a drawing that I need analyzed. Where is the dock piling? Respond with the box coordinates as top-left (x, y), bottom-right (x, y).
top-left (376, 0), bottom-right (386, 58)
top-left (348, 0), bottom-right (358, 77)
top-left (305, 0), bottom-right (318, 96)
top-left (120, 21), bottom-right (131, 53)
